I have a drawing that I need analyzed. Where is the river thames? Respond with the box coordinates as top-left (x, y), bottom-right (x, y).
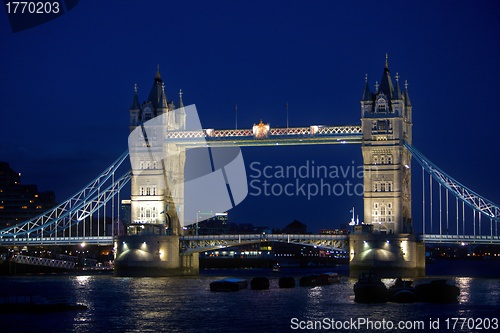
top-left (0, 261), bottom-right (499, 333)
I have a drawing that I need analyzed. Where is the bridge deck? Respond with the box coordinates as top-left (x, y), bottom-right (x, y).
top-left (2, 234), bottom-right (499, 247)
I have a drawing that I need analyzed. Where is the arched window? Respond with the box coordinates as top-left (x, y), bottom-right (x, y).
top-left (143, 107), bottom-right (153, 122)
top-left (376, 97), bottom-right (387, 113)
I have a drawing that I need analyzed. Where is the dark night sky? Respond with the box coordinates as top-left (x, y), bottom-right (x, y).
top-left (1, 1), bottom-right (499, 233)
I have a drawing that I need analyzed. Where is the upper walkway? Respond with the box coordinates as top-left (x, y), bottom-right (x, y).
top-left (168, 125), bottom-right (363, 147)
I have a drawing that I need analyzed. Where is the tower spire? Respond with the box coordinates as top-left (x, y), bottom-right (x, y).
top-left (379, 54), bottom-right (394, 97)
top-left (178, 89), bottom-right (184, 108)
top-left (404, 80), bottom-right (412, 106)
top-left (157, 82), bottom-right (168, 110)
top-left (148, 65), bottom-right (166, 110)
top-left (394, 72), bottom-right (402, 99)
top-left (130, 83), bottom-right (140, 110)
top-left (155, 64), bottom-right (161, 79)
top-left (362, 74), bottom-right (372, 101)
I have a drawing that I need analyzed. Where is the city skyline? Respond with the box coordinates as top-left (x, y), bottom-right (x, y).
top-left (1, 1), bottom-right (499, 232)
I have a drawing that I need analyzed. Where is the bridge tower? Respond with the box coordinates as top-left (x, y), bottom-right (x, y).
top-left (114, 67), bottom-right (198, 276)
top-left (350, 56), bottom-right (425, 277)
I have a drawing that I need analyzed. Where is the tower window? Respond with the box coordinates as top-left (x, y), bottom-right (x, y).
top-left (143, 107), bottom-right (153, 122)
top-left (376, 97), bottom-right (387, 113)
top-left (377, 120), bottom-right (387, 130)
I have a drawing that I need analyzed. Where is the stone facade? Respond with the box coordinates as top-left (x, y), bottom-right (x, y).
top-left (127, 68), bottom-right (186, 236)
top-left (360, 57), bottom-right (413, 234)
top-left (350, 57), bottom-right (424, 277)
top-left (115, 68), bottom-right (198, 276)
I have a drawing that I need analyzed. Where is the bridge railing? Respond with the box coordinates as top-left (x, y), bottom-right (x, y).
top-left (164, 125), bottom-right (363, 140)
top-left (0, 236), bottom-right (114, 246)
top-left (419, 234), bottom-right (500, 244)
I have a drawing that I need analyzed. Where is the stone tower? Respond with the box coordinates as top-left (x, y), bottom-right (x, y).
top-left (128, 66), bottom-right (186, 236)
top-left (350, 56), bottom-right (424, 277)
top-left (115, 67), bottom-right (197, 276)
top-left (360, 55), bottom-right (413, 234)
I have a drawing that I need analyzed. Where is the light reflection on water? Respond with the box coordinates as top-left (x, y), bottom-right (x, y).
top-left (0, 271), bottom-right (499, 333)
top-left (455, 277), bottom-right (472, 303)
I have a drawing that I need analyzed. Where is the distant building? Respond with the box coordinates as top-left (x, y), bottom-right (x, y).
top-left (0, 162), bottom-right (56, 228)
top-left (185, 212), bottom-right (270, 235)
top-left (281, 220), bottom-right (308, 234)
top-left (188, 212), bottom-right (229, 235)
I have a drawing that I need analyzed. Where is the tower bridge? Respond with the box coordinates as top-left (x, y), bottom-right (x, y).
top-left (1, 59), bottom-right (500, 277)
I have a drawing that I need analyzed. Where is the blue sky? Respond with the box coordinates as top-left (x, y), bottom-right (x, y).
top-left (1, 1), bottom-right (499, 233)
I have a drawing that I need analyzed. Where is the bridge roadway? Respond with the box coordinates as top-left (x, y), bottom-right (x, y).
top-left (2, 233), bottom-right (500, 248)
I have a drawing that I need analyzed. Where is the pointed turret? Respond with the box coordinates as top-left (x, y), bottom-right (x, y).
top-left (393, 72), bottom-right (403, 100)
top-left (148, 64), bottom-right (167, 110)
top-left (156, 82), bottom-right (168, 115)
top-left (129, 84), bottom-right (142, 132)
top-left (404, 80), bottom-right (412, 106)
top-left (178, 89), bottom-right (184, 108)
top-left (378, 54), bottom-right (394, 98)
top-left (130, 83), bottom-right (141, 110)
top-left (155, 64), bottom-right (161, 79)
top-left (175, 89), bottom-right (186, 130)
top-left (362, 74), bottom-right (372, 101)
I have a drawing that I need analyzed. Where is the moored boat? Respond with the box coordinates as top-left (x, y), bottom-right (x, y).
top-left (415, 279), bottom-right (459, 303)
top-left (210, 278), bottom-right (248, 292)
top-left (251, 277), bottom-right (270, 290)
top-left (278, 276), bottom-right (296, 288)
top-left (353, 272), bottom-right (388, 303)
top-left (387, 278), bottom-right (417, 303)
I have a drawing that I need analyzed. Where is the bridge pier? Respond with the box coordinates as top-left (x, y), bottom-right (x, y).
top-left (114, 235), bottom-right (198, 277)
top-left (349, 225), bottom-right (425, 278)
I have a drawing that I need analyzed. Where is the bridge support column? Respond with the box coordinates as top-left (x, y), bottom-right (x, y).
top-left (114, 235), bottom-right (198, 277)
top-left (349, 228), bottom-right (425, 278)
